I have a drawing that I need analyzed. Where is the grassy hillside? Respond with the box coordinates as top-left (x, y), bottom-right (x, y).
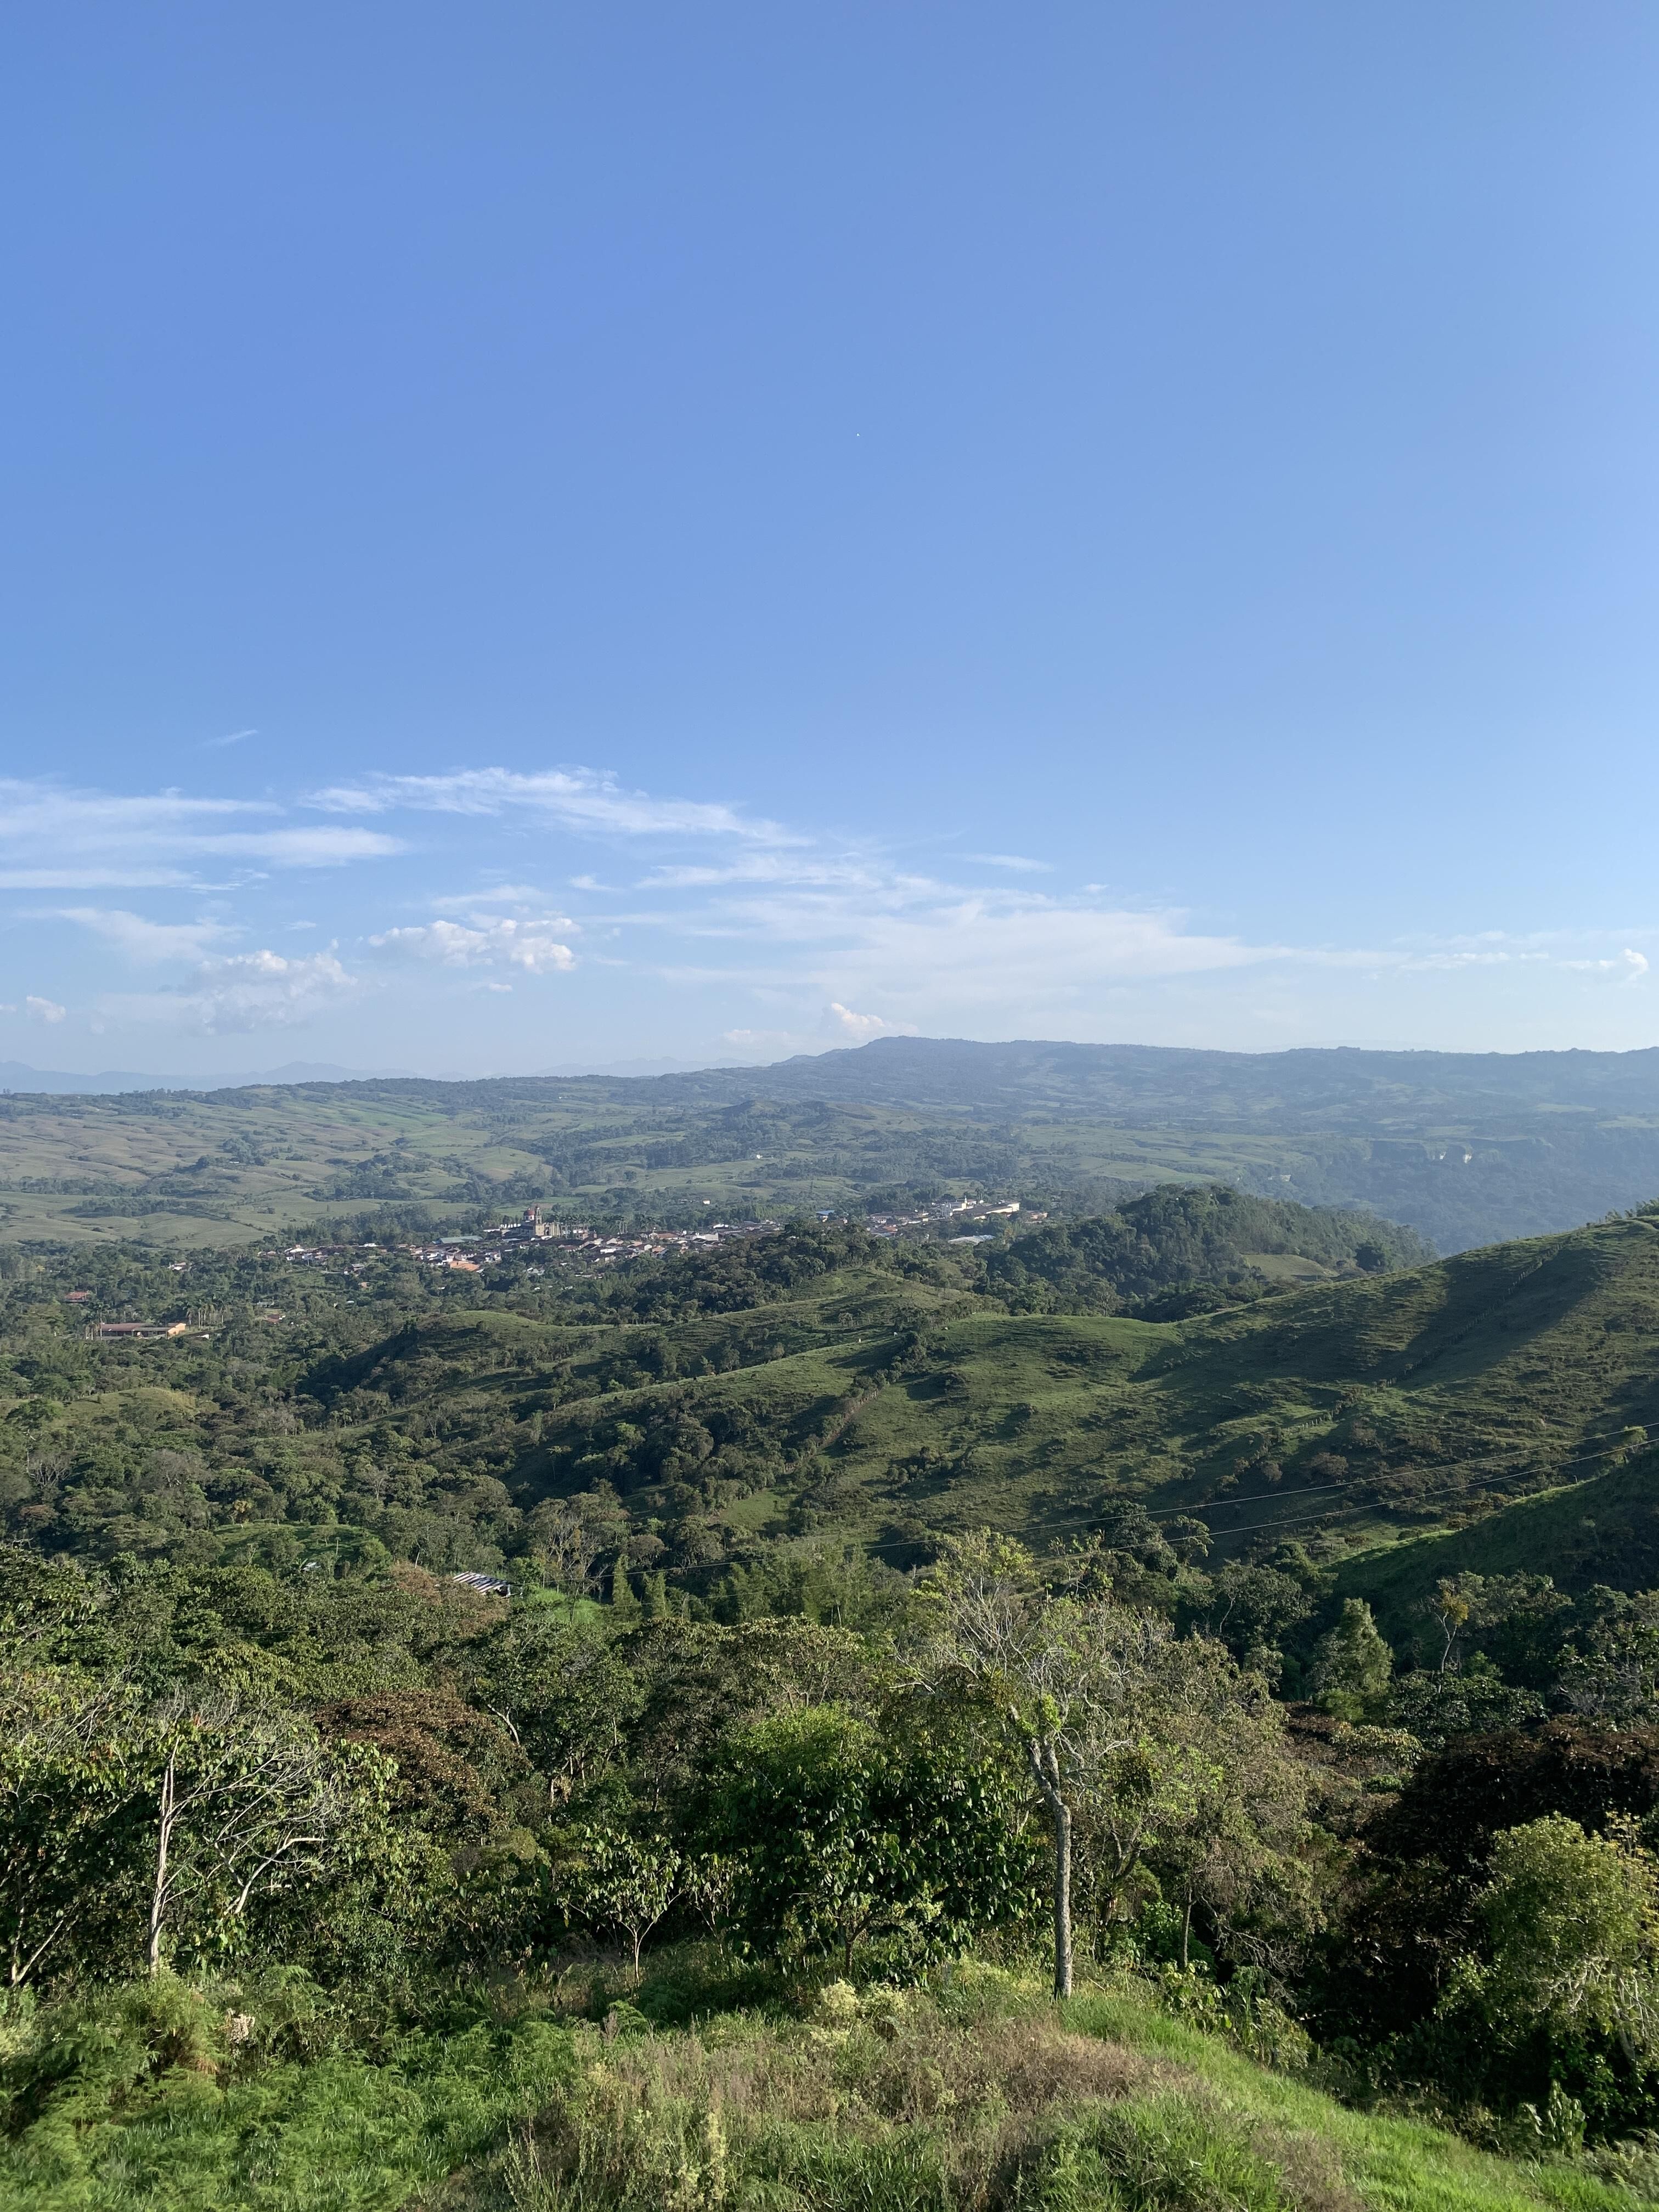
top-left (0, 1961), bottom-right (1632, 2212)
top-left (13, 1034), bottom-right (1659, 1251)
top-left (1334, 1455), bottom-right (1659, 1639)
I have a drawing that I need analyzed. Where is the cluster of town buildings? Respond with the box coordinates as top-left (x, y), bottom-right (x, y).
top-left (410, 1209), bottom-right (787, 1272)
top-left (861, 1198), bottom-right (1039, 1240)
top-left (66, 1197), bottom-right (1043, 1341)
top-left (276, 1200), bottom-right (1044, 1278)
top-left (82, 1318), bottom-right (199, 1341)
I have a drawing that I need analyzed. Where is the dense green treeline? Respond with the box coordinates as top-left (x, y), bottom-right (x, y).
top-left (981, 1187), bottom-right (1432, 1315)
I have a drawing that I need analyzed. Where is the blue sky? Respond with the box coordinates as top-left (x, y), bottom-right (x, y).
top-left (4, 2), bottom-right (1658, 1076)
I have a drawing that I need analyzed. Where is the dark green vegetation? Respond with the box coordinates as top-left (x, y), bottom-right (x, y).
top-left (16, 1032), bottom-right (1659, 1252)
top-left (17, 1188), bottom-right (1659, 2205)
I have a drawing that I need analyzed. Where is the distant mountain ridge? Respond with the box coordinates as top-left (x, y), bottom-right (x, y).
top-left (667, 1034), bottom-right (1659, 1125)
top-left (286, 1033), bottom-right (1659, 1127)
top-left (18, 1034), bottom-right (1659, 1119)
top-left (0, 1059), bottom-right (407, 1095)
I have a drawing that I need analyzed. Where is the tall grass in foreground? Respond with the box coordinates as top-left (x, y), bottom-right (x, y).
top-left (0, 1963), bottom-right (1648, 2212)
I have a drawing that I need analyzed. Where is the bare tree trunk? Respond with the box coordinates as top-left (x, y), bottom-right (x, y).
top-left (1025, 1733), bottom-right (1074, 2000)
top-left (1181, 1892), bottom-right (1193, 1972)
top-left (148, 1748), bottom-right (176, 1976)
top-left (1052, 1796), bottom-right (1073, 2000)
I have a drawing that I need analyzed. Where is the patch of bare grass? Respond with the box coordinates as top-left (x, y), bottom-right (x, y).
top-left (487, 1980), bottom-right (1368, 2212)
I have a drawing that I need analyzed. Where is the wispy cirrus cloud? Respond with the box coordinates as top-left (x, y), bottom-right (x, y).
top-left (792, 891), bottom-right (1273, 1012)
top-left (0, 780), bottom-right (401, 888)
top-left (1379, 930), bottom-right (1655, 983)
top-left (638, 853), bottom-right (909, 891)
top-left (49, 909), bottom-right (238, 963)
top-left (307, 766), bottom-right (793, 843)
top-left (427, 883), bottom-right (553, 911)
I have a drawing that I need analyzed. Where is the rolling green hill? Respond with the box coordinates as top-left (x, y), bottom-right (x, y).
top-left (9, 1192), bottom-right (1659, 1605)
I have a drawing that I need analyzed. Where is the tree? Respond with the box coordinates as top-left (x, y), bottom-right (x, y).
top-left (0, 1666), bottom-right (150, 1986)
top-left (1307, 1600), bottom-right (1392, 1720)
top-left (524, 1498), bottom-right (602, 1598)
top-left (709, 1707), bottom-right (905, 1976)
top-left (1556, 1593), bottom-right (1659, 1723)
top-left (1477, 1814), bottom-right (1659, 2055)
top-left (608, 1555), bottom-right (640, 1620)
top-left (470, 1617), bottom-right (640, 1807)
top-left (1390, 1657), bottom-right (1544, 1748)
top-left (143, 1692), bottom-right (378, 1974)
top-left (1205, 1561), bottom-right (1311, 1669)
top-left (915, 1534), bottom-right (1198, 1997)
top-left (704, 1705), bottom-right (1038, 1977)
top-left (1141, 1666), bottom-right (1312, 1974)
top-left (551, 1822), bottom-right (697, 1977)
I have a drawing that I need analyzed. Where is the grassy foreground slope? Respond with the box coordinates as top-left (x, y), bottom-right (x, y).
top-left (0, 1965), bottom-right (1632, 2212)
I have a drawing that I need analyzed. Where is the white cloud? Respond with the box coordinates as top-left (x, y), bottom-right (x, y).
top-left (963, 853), bottom-right (1054, 873)
top-left (370, 917), bottom-right (578, 974)
top-left (224, 828), bottom-right (400, 867)
top-left (51, 909), bottom-right (237, 963)
top-left (1554, 946), bottom-right (1651, 981)
top-left (828, 1002), bottom-right (915, 1039)
top-left (1389, 932), bottom-right (1657, 985)
top-left (0, 780), bottom-right (401, 888)
top-left (307, 766), bottom-right (792, 843)
top-left (25, 996), bottom-right (66, 1024)
top-left (201, 728), bottom-right (257, 749)
top-left (102, 950), bottom-right (357, 1034)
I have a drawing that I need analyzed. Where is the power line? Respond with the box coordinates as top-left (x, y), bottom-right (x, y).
top-left (1195, 1459), bottom-right (1586, 1540)
top-left (1139, 1436), bottom-right (1639, 1524)
top-left (856, 1444), bottom-right (1637, 1562)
